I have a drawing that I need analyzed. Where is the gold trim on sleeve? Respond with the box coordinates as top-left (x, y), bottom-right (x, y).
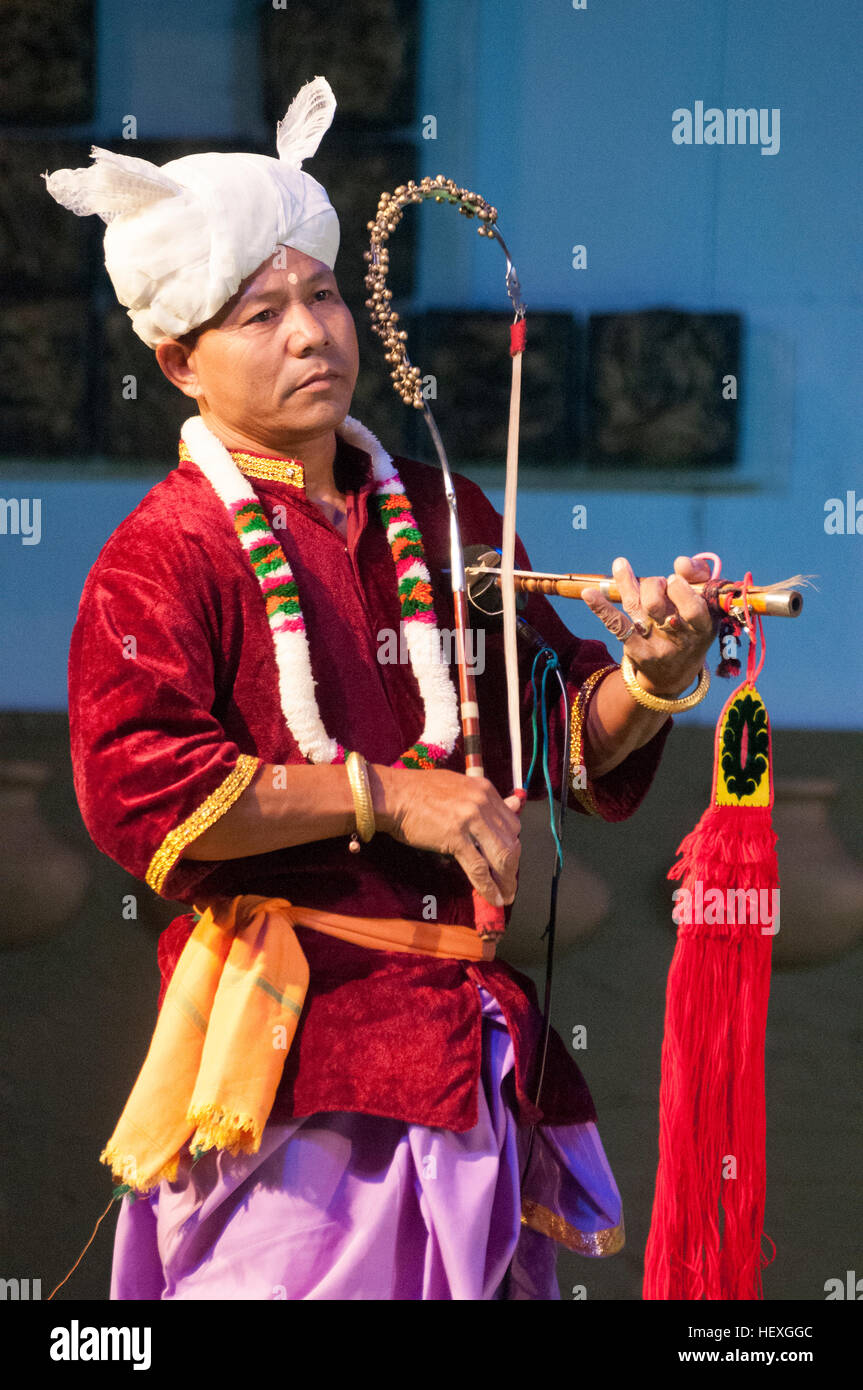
top-left (569, 663), bottom-right (618, 816)
top-left (521, 1198), bottom-right (625, 1257)
top-left (145, 754), bottom-right (262, 895)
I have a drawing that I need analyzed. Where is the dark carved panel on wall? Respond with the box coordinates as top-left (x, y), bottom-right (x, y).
top-left (587, 309), bottom-right (741, 469)
top-left (260, 0), bottom-right (418, 129)
top-left (0, 0), bottom-right (94, 124)
top-left (1, 3), bottom-right (422, 465)
top-left (0, 298), bottom-right (91, 453)
top-left (311, 137), bottom-right (417, 309)
top-left (403, 310), bottom-right (579, 463)
top-left (0, 141), bottom-right (96, 292)
top-left (349, 318), bottom-right (413, 459)
top-left (100, 307), bottom-right (198, 462)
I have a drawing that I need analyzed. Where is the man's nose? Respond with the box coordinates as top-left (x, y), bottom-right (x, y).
top-left (283, 302), bottom-right (330, 352)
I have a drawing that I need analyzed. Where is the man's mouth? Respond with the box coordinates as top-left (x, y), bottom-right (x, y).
top-left (295, 369), bottom-right (338, 390)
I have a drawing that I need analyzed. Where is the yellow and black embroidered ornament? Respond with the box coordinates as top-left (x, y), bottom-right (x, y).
top-left (644, 585), bottom-right (777, 1300)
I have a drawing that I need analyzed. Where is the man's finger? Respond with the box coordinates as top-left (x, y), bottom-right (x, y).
top-left (667, 573), bottom-right (716, 633)
top-left (454, 841), bottom-right (505, 906)
top-left (468, 803), bottom-right (521, 898)
top-left (639, 575), bottom-right (672, 622)
top-left (469, 810), bottom-right (521, 879)
top-left (470, 788), bottom-right (521, 845)
top-left (672, 554), bottom-right (713, 583)
top-left (611, 556), bottom-right (645, 618)
top-left (581, 586), bottom-right (636, 642)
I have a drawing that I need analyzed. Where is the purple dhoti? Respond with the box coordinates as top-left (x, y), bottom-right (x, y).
top-left (110, 988), bottom-right (623, 1300)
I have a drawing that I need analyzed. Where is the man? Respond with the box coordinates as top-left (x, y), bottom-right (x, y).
top-left (46, 78), bottom-right (715, 1300)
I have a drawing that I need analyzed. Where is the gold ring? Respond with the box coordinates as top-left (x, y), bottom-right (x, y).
top-left (619, 616), bottom-right (653, 643)
top-left (657, 614), bottom-right (688, 645)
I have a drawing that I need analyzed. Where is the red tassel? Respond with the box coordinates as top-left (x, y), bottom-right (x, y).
top-left (644, 670), bottom-right (778, 1300)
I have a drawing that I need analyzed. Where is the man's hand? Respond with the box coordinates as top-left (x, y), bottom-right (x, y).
top-left (378, 768), bottom-right (523, 908)
top-left (582, 554), bottom-right (717, 696)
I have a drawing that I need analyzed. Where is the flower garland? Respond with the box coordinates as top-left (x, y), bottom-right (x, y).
top-left (180, 414), bottom-right (461, 770)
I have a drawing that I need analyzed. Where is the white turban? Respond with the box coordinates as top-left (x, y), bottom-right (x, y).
top-left (43, 77), bottom-right (340, 348)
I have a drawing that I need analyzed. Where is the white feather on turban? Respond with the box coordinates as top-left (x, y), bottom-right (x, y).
top-left (43, 76), bottom-right (340, 348)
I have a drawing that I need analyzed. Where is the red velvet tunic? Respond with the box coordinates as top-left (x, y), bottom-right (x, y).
top-left (68, 427), bottom-right (671, 1133)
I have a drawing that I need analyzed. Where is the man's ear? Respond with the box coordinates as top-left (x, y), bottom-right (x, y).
top-left (154, 337), bottom-right (203, 398)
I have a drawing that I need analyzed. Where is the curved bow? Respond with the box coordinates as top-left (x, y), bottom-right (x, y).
top-left (366, 177), bottom-right (529, 938)
top-left (491, 227), bottom-right (528, 801)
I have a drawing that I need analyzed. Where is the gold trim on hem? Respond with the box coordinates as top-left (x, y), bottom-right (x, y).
top-left (145, 755), bottom-right (262, 895)
top-left (569, 663), bottom-right (618, 816)
top-left (521, 1198), bottom-right (625, 1257)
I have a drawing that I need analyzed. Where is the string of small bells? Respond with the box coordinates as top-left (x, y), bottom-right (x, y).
top-left (364, 174), bottom-right (499, 409)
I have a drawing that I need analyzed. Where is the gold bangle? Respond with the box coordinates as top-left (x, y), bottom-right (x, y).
top-left (345, 750), bottom-right (376, 845)
top-left (620, 652), bottom-right (710, 713)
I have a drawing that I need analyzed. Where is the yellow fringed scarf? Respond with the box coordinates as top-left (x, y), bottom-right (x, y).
top-left (100, 894), bottom-right (494, 1193)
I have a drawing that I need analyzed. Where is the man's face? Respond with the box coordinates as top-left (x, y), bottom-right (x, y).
top-left (170, 246), bottom-right (359, 453)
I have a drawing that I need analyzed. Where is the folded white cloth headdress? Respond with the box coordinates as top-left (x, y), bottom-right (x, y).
top-left (43, 76), bottom-right (340, 348)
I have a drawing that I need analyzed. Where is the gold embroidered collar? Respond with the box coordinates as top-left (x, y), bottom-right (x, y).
top-left (179, 439), bottom-right (305, 489)
top-left (228, 450), bottom-right (305, 488)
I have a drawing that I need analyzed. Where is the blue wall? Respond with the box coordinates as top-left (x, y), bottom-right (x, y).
top-left (1, 0), bottom-right (860, 725)
top-left (415, 0), bottom-right (862, 727)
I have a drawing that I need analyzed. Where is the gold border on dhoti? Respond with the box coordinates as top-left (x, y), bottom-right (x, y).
top-left (521, 1198), bottom-right (625, 1257)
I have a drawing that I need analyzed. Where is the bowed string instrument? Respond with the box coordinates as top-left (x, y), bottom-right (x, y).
top-left (365, 175), bottom-right (807, 1299)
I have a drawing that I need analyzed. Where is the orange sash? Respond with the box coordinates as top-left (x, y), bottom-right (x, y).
top-left (100, 895), bottom-right (494, 1193)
